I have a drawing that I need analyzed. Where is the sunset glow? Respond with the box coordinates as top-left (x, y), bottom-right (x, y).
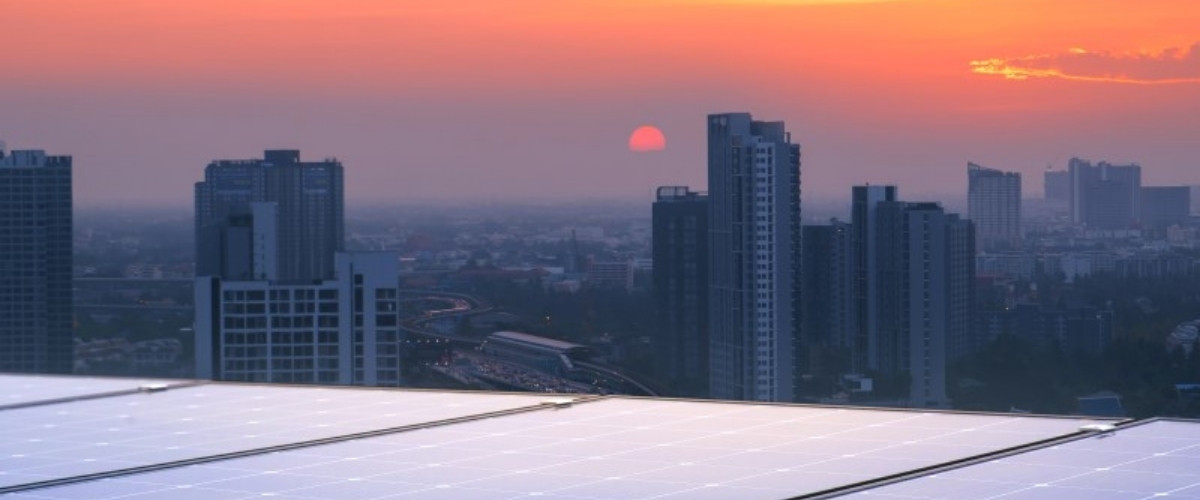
top-left (3, 0), bottom-right (1199, 205)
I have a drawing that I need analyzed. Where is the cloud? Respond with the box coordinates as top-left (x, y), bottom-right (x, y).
top-left (970, 43), bottom-right (1200, 84)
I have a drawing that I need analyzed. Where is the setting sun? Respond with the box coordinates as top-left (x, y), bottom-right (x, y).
top-left (629, 125), bottom-right (667, 152)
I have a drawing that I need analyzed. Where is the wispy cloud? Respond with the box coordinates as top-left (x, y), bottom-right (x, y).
top-left (970, 43), bottom-right (1200, 84)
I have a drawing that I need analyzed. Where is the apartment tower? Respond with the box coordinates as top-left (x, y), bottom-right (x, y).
top-left (0, 147), bottom-right (73, 373)
top-left (967, 162), bottom-right (1021, 251)
top-left (707, 113), bottom-right (802, 402)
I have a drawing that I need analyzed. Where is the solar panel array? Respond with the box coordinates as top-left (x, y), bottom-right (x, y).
top-left (0, 376), bottom-right (1122, 500)
top-left (850, 419), bottom-right (1200, 499)
top-left (0, 381), bottom-right (554, 490)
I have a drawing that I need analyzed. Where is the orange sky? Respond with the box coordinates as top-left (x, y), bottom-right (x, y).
top-left (3, 0), bottom-right (1199, 207)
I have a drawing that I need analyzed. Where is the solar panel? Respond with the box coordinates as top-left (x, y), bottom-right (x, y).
top-left (850, 419), bottom-right (1200, 499)
top-left (0, 374), bottom-right (189, 409)
top-left (0, 382), bottom-right (556, 490)
top-left (4, 397), bottom-right (1107, 499)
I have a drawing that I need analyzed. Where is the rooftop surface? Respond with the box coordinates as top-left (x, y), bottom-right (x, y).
top-left (0, 375), bottom-right (1191, 499)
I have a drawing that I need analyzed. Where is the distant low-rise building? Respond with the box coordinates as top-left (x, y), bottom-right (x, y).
top-left (1168, 225), bottom-right (1199, 248)
top-left (977, 303), bottom-right (1114, 355)
top-left (1141, 186), bottom-right (1191, 233)
top-left (586, 257), bottom-right (634, 291)
top-left (1044, 169), bottom-right (1070, 203)
top-left (1069, 158), bottom-right (1141, 230)
top-left (976, 252), bottom-right (1037, 280)
top-left (131, 339), bottom-right (183, 368)
top-left (968, 162), bottom-right (1022, 251)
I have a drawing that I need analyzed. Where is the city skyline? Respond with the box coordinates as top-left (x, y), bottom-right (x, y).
top-left (4, 0), bottom-right (1199, 207)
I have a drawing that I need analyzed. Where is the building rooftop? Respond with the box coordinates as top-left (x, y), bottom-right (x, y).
top-left (0, 375), bottom-right (1193, 499)
top-left (490, 331), bottom-right (586, 352)
top-left (0, 149), bottom-right (72, 168)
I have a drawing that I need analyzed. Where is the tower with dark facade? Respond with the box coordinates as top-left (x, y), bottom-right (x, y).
top-left (195, 150), bottom-right (343, 283)
top-left (850, 185), bottom-right (896, 374)
top-left (850, 186), bottom-right (974, 408)
top-left (0, 147), bottom-right (73, 373)
top-left (652, 186), bottom-right (709, 397)
top-left (800, 220), bottom-right (854, 394)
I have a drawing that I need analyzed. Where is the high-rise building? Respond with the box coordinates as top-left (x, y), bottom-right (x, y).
top-left (1141, 186), bottom-right (1191, 232)
top-left (652, 186), bottom-right (709, 397)
top-left (195, 253), bottom-right (402, 385)
top-left (967, 162), bottom-right (1021, 251)
top-left (800, 220), bottom-right (854, 391)
top-left (875, 201), bottom-right (973, 408)
top-left (1068, 158), bottom-right (1141, 230)
top-left (0, 147), bottom-right (73, 373)
top-left (850, 185), bottom-right (896, 374)
top-left (194, 151), bottom-right (402, 386)
top-left (849, 187), bottom-right (974, 408)
top-left (196, 150), bottom-right (344, 283)
top-left (1044, 169), bottom-right (1069, 203)
top-left (707, 113), bottom-right (801, 402)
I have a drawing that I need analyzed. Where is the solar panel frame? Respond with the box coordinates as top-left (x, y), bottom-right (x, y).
top-left (0, 374), bottom-right (195, 410)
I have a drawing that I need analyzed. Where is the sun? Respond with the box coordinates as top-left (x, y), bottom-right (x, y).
top-left (628, 125), bottom-right (666, 152)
